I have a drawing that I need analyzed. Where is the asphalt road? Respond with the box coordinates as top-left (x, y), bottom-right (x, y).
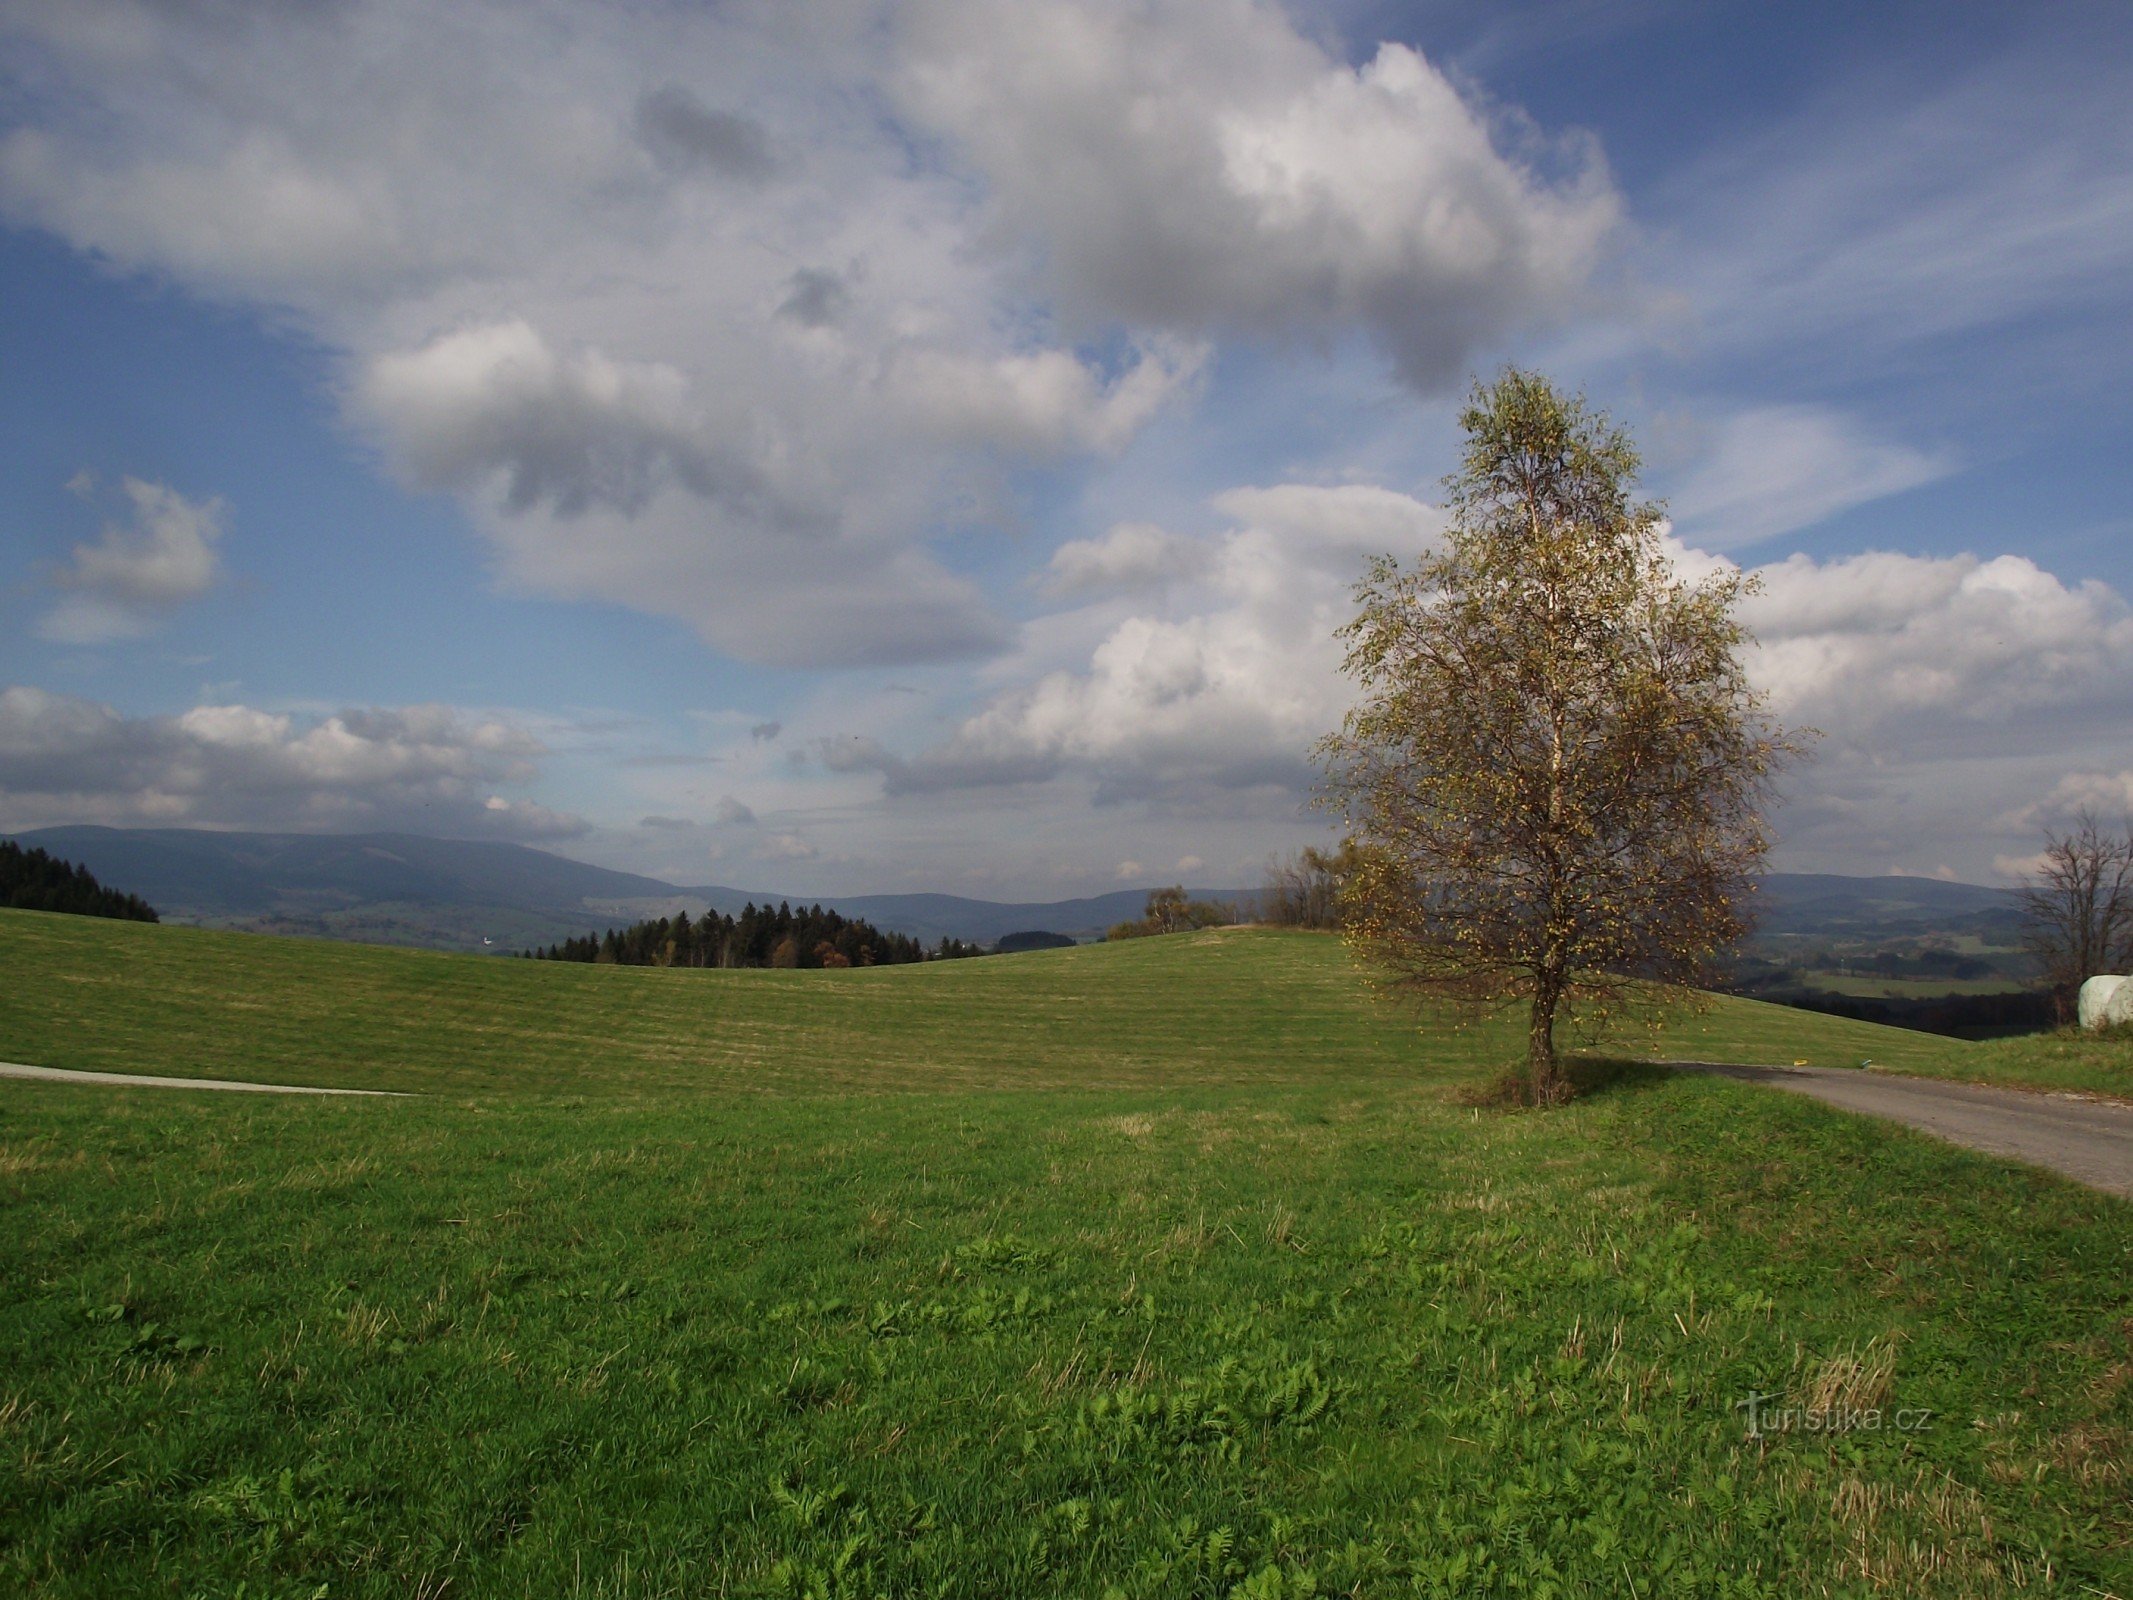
top-left (1673, 1061), bottom-right (2133, 1198)
top-left (0, 1061), bottom-right (407, 1097)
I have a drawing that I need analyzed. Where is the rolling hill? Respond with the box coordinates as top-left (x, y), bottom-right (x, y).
top-left (1, 909), bottom-right (2125, 1596)
top-left (4, 825), bottom-right (1253, 949)
top-left (6, 824), bottom-right (2023, 953)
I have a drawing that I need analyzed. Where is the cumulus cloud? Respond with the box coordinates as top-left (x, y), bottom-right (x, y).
top-left (1043, 521), bottom-right (1210, 598)
top-left (714, 794), bottom-right (758, 827)
top-left (38, 476), bottom-right (225, 643)
top-left (886, 484), bottom-right (1442, 803)
top-left (762, 831), bottom-right (818, 861)
top-left (356, 320), bottom-right (721, 517)
top-left (0, 685), bottom-right (581, 838)
top-left (893, 0), bottom-right (1620, 388)
top-left (1742, 549), bottom-right (2133, 743)
top-left (809, 475), bottom-right (2132, 879)
top-left (0, 0), bottom-right (1618, 665)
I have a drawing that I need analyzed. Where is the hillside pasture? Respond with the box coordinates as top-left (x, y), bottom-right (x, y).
top-left (0, 910), bottom-right (2126, 1597)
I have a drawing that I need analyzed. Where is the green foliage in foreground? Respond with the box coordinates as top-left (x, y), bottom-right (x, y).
top-left (1, 909), bottom-right (2128, 1595)
top-left (2, 1075), bottom-right (2126, 1597)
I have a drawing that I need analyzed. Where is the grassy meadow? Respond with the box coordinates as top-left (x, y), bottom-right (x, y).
top-left (1, 907), bottom-right (2128, 1597)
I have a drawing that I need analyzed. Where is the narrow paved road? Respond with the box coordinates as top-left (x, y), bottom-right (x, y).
top-left (0, 1061), bottom-right (408, 1097)
top-left (1672, 1061), bottom-right (2133, 1198)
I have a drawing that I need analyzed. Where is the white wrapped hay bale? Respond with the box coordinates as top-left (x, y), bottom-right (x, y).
top-left (2077, 974), bottom-right (2131, 1030)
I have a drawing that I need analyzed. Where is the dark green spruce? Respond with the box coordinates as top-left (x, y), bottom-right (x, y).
top-left (523, 900), bottom-right (983, 968)
top-left (0, 839), bottom-right (158, 922)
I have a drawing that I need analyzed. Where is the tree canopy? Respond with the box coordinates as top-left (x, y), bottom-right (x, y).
top-left (0, 841), bottom-right (159, 923)
top-left (1319, 370), bottom-right (1802, 1101)
top-left (524, 902), bottom-right (983, 970)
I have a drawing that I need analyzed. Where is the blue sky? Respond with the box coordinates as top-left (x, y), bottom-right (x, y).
top-left (2, 0), bottom-right (2128, 895)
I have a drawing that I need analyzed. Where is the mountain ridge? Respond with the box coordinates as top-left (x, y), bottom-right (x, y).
top-left (7, 824), bottom-right (2021, 952)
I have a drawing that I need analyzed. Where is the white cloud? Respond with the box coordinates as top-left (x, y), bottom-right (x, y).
top-left (893, 0), bottom-right (1620, 388)
top-left (38, 476), bottom-right (225, 643)
top-left (762, 831), bottom-right (818, 861)
top-left (1043, 521), bottom-right (1209, 598)
top-left (356, 320), bottom-right (716, 517)
top-left (1743, 549), bottom-right (2133, 741)
top-left (886, 484), bottom-right (1442, 802)
top-left (1665, 406), bottom-right (1955, 551)
top-left (802, 475), bottom-right (2132, 882)
top-left (0, 685), bottom-right (581, 838)
top-left (1992, 851), bottom-right (2051, 881)
top-left (1999, 770), bottom-right (2133, 831)
top-left (0, 0), bottom-right (1618, 665)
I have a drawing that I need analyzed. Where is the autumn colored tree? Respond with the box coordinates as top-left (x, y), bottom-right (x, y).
top-left (1319, 371), bottom-right (1802, 1103)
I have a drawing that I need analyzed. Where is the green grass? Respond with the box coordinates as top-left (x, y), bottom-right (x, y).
top-left (2, 909), bottom-right (2129, 1597)
top-left (0, 910), bottom-right (1963, 1097)
top-left (1868, 1027), bottom-right (2133, 1101)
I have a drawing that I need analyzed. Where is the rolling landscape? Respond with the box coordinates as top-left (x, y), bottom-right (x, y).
top-left (2, 906), bottom-right (2129, 1596)
top-left (0, 824), bottom-right (2037, 953)
top-left (5, 3), bottom-right (2131, 1596)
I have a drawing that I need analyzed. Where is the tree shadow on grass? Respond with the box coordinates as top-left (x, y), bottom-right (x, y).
top-left (1457, 1055), bottom-right (1676, 1109)
top-left (1566, 1056), bottom-right (1679, 1100)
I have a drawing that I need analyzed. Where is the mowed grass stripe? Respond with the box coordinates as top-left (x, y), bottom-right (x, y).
top-left (0, 909), bottom-right (1962, 1097)
top-left (0, 908), bottom-right (2127, 1595)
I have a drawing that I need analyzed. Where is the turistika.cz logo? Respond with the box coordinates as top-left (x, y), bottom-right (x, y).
top-left (1733, 1391), bottom-right (1934, 1439)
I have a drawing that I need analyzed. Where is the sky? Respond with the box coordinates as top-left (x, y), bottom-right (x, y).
top-left (1, 0), bottom-right (2128, 897)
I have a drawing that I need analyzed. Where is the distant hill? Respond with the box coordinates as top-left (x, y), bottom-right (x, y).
top-left (7, 826), bottom-right (676, 951)
top-left (4, 826), bottom-right (1252, 950)
top-left (1754, 873), bottom-right (2020, 941)
top-left (4, 826), bottom-right (2024, 954)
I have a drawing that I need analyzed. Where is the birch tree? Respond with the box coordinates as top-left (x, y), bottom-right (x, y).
top-left (1319, 371), bottom-right (1802, 1102)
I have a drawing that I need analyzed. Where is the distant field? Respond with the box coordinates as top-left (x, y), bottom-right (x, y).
top-left (0, 909), bottom-right (1964, 1098)
top-left (1788, 971), bottom-right (2021, 1000)
top-left (2, 909), bottom-right (2128, 1596)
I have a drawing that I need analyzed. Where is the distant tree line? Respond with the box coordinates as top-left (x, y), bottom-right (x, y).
top-left (0, 841), bottom-right (158, 923)
top-left (1759, 986), bottom-right (2053, 1040)
top-left (524, 901), bottom-right (984, 969)
top-left (995, 930), bottom-right (1076, 953)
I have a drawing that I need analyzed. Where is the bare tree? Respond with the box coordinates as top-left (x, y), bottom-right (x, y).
top-left (1319, 370), bottom-right (1805, 1103)
top-left (1260, 843), bottom-right (1359, 929)
top-left (2016, 808), bottom-right (2133, 1021)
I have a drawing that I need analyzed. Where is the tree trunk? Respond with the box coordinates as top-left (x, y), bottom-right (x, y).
top-left (1527, 973), bottom-right (1567, 1104)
